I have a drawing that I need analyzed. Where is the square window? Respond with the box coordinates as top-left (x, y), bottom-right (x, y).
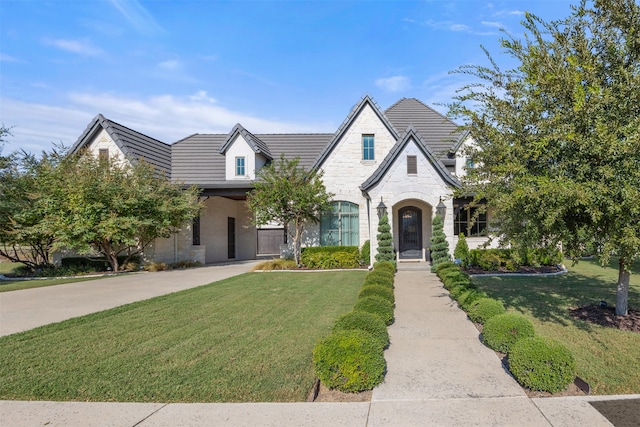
top-left (362, 135), bottom-right (375, 160)
top-left (235, 157), bottom-right (245, 176)
top-left (98, 148), bottom-right (109, 161)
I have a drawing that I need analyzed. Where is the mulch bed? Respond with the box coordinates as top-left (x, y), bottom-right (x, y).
top-left (569, 304), bottom-right (640, 333)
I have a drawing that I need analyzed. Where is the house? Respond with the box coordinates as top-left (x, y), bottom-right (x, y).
top-left (71, 95), bottom-right (491, 266)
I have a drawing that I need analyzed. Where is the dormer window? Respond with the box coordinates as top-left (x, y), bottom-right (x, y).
top-left (235, 157), bottom-right (246, 176)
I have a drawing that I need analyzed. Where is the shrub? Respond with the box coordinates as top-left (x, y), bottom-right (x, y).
top-left (354, 296), bottom-right (394, 326)
top-left (468, 298), bottom-right (506, 324)
top-left (333, 311), bottom-right (390, 349)
top-left (360, 240), bottom-right (371, 265)
top-left (145, 262), bottom-right (169, 272)
top-left (252, 258), bottom-right (298, 271)
top-left (171, 260), bottom-right (201, 269)
top-left (359, 285), bottom-right (394, 304)
top-left (482, 313), bottom-right (536, 353)
top-left (448, 284), bottom-right (468, 300)
top-left (373, 260), bottom-right (396, 275)
top-left (364, 270), bottom-right (394, 289)
top-left (301, 246), bottom-right (361, 269)
top-left (375, 214), bottom-right (394, 263)
top-left (454, 233), bottom-right (470, 267)
top-left (509, 336), bottom-right (576, 393)
top-left (313, 330), bottom-right (386, 392)
top-left (458, 289), bottom-right (488, 310)
top-left (430, 214), bottom-right (451, 271)
top-left (435, 261), bottom-right (456, 275)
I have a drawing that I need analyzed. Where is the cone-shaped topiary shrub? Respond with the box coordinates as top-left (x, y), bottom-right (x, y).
top-left (454, 233), bottom-right (470, 267)
top-left (430, 214), bottom-right (451, 271)
top-left (333, 310), bottom-right (390, 349)
top-left (468, 298), bottom-right (506, 324)
top-left (354, 296), bottom-right (394, 326)
top-left (482, 313), bottom-right (536, 353)
top-left (359, 284), bottom-right (395, 304)
top-left (313, 330), bottom-right (386, 392)
top-left (509, 336), bottom-right (576, 393)
top-left (375, 214), bottom-right (395, 263)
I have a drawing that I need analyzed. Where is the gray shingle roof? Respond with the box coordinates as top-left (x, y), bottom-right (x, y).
top-left (384, 98), bottom-right (463, 160)
top-left (71, 114), bottom-right (171, 177)
top-left (219, 123), bottom-right (273, 160)
top-left (171, 133), bottom-right (332, 186)
top-left (360, 126), bottom-right (461, 191)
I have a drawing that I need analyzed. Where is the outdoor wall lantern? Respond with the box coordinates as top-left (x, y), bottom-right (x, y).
top-left (377, 197), bottom-right (388, 219)
top-left (436, 197), bottom-right (447, 219)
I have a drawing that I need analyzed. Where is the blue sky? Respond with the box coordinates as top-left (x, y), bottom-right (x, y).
top-left (1, 0), bottom-right (575, 154)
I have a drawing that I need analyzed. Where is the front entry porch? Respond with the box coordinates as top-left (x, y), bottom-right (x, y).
top-left (392, 200), bottom-right (433, 262)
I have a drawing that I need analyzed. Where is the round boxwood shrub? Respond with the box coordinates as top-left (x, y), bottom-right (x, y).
top-left (448, 283), bottom-right (468, 300)
top-left (359, 284), bottom-right (394, 304)
top-left (482, 313), bottom-right (535, 353)
top-left (354, 296), bottom-right (394, 326)
top-left (333, 310), bottom-right (390, 348)
top-left (509, 336), bottom-right (576, 393)
top-left (363, 273), bottom-right (394, 289)
top-left (367, 269), bottom-right (394, 282)
top-left (313, 330), bottom-right (386, 392)
top-left (435, 261), bottom-right (456, 274)
top-left (468, 298), bottom-right (506, 324)
top-left (458, 289), bottom-right (488, 311)
top-left (373, 261), bottom-right (396, 275)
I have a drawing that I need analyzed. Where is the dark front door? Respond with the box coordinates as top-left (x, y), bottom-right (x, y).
top-left (399, 207), bottom-right (422, 259)
top-left (228, 217), bottom-right (236, 259)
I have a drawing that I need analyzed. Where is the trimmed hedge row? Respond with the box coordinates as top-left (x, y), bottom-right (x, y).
top-left (301, 246), bottom-right (361, 269)
top-left (468, 248), bottom-right (563, 272)
top-left (313, 263), bottom-right (396, 393)
top-left (434, 263), bottom-right (576, 393)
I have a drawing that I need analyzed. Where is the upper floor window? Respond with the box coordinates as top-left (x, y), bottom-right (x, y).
top-left (98, 148), bottom-right (109, 162)
top-left (320, 201), bottom-right (359, 246)
top-left (454, 204), bottom-right (487, 237)
top-left (235, 156), bottom-right (245, 176)
top-left (362, 135), bottom-right (375, 160)
top-left (407, 155), bottom-right (417, 174)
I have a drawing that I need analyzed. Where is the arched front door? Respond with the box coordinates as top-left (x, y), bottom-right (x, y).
top-left (398, 206), bottom-right (422, 259)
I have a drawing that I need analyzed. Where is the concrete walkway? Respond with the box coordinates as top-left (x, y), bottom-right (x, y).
top-left (1, 265), bottom-right (637, 426)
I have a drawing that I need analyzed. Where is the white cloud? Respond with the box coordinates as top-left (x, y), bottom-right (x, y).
top-left (481, 21), bottom-right (503, 28)
top-left (450, 24), bottom-right (471, 32)
top-left (158, 59), bottom-right (182, 71)
top-left (44, 38), bottom-right (104, 57)
top-left (0, 92), bottom-right (322, 154)
top-left (108, 0), bottom-right (164, 35)
top-left (494, 9), bottom-right (525, 17)
top-left (424, 19), bottom-right (497, 36)
top-left (0, 53), bottom-right (23, 63)
top-left (375, 76), bottom-right (412, 93)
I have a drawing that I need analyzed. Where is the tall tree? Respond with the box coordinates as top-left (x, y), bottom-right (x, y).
top-left (45, 151), bottom-right (202, 272)
top-left (246, 155), bottom-right (333, 265)
top-left (449, 0), bottom-right (640, 315)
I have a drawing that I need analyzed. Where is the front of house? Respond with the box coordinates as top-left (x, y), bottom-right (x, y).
top-left (72, 96), bottom-right (491, 266)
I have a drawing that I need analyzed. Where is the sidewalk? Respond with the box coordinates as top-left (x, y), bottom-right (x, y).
top-left (1, 266), bottom-right (637, 426)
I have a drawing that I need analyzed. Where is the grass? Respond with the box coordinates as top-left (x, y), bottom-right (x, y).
top-left (472, 257), bottom-right (640, 395)
top-left (0, 270), bottom-right (366, 402)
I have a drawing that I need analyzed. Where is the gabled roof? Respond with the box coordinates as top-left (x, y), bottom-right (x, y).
top-left (360, 126), bottom-right (461, 192)
top-left (384, 98), bottom-right (463, 161)
top-left (171, 133), bottom-right (332, 185)
top-left (218, 123), bottom-right (273, 160)
top-left (312, 95), bottom-right (399, 169)
top-left (71, 114), bottom-right (171, 177)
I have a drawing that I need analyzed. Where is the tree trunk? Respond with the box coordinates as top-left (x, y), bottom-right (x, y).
top-left (293, 222), bottom-right (303, 266)
top-left (616, 257), bottom-right (630, 316)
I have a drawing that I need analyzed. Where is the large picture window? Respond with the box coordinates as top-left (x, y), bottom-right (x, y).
top-left (454, 204), bottom-right (487, 237)
top-left (320, 201), bottom-right (359, 246)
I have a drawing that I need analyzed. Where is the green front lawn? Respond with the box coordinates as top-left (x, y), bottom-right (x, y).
top-left (0, 271), bottom-right (366, 402)
top-left (472, 258), bottom-right (640, 395)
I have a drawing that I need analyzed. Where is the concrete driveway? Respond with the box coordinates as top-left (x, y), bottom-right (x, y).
top-left (0, 261), bottom-right (257, 337)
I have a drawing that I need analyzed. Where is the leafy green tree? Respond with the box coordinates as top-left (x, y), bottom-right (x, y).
top-left (44, 151), bottom-right (202, 272)
top-left (449, 0), bottom-right (640, 315)
top-left (430, 214), bottom-right (450, 271)
top-left (0, 148), bottom-right (60, 269)
top-left (246, 154), bottom-right (333, 265)
top-left (375, 214), bottom-right (394, 263)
